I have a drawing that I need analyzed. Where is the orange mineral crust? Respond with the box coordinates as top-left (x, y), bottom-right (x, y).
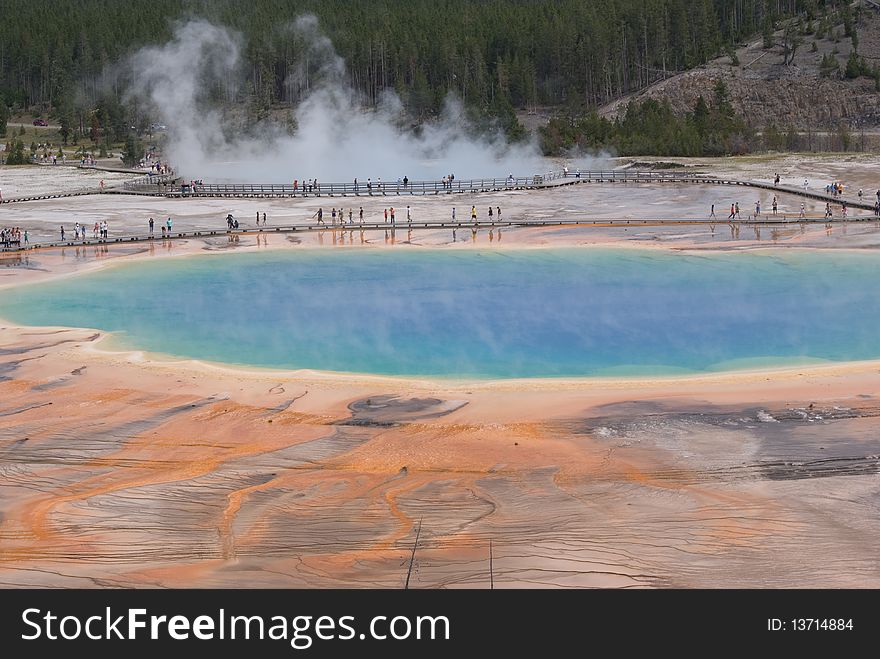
top-left (3, 207), bottom-right (880, 588)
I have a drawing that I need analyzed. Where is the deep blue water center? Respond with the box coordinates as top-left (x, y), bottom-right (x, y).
top-left (2, 248), bottom-right (879, 378)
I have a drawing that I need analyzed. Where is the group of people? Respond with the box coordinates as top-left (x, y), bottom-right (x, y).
top-left (462, 206), bottom-right (502, 222)
top-left (61, 221), bottom-right (110, 241)
top-left (310, 206), bottom-right (501, 226)
top-left (36, 151), bottom-right (65, 165)
top-left (308, 204), bottom-right (505, 227)
top-left (719, 200), bottom-right (778, 220)
top-left (825, 182), bottom-right (846, 197)
top-left (142, 155), bottom-right (169, 174)
top-left (289, 173), bottom-right (465, 195)
top-left (147, 217), bottom-right (174, 236)
top-left (314, 207), bottom-right (367, 226)
top-left (823, 202), bottom-right (848, 220)
top-left (0, 226), bottom-right (27, 248)
top-left (384, 207), bottom-right (412, 224)
top-left (292, 179), bottom-right (320, 193)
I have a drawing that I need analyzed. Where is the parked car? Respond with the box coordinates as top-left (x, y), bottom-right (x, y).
top-left (32, 118), bottom-right (48, 126)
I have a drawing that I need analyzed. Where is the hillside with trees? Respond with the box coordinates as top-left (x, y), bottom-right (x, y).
top-left (578, 0), bottom-right (880, 155)
top-left (1, 0), bottom-right (876, 157)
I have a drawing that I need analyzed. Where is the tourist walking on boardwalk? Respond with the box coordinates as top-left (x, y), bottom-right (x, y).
top-left (23, 230), bottom-right (28, 245)
top-left (314, 208), bottom-right (324, 226)
top-left (488, 206), bottom-right (493, 221)
top-left (331, 208), bottom-right (337, 225)
top-left (359, 207), bottom-right (363, 223)
top-left (262, 212), bottom-right (267, 226)
top-left (256, 211), bottom-right (260, 225)
top-left (710, 204), bottom-right (716, 218)
top-left (825, 202), bottom-right (832, 220)
top-left (384, 208), bottom-right (388, 223)
top-left (471, 206), bottom-right (477, 222)
top-left (149, 217), bottom-right (154, 234)
top-left (800, 202), bottom-right (806, 219)
top-left (60, 226), bottom-right (65, 240)
top-left (803, 179), bottom-right (809, 191)
top-left (728, 204), bottom-right (735, 220)
top-left (452, 207), bottom-right (456, 220)
top-left (774, 173), bottom-right (780, 186)
top-left (348, 208), bottom-right (353, 224)
top-left (734, 202), bottom-right (740, 219)
top-left (772, 196), bottom-right (778, 215)
top-left (755, 200), bottom-right (761, 217)
top-left (842, 202), bottom-right (848, 219)
top-left (354, 178), bottom-right (358, 192)
top-left (390, 207), bottom-right (396, 225)
top-left (406, 206), bottom-right (411, 224)
top-left (166, 217), bottom-right (173, 234)
top-left (497, 206), bottom-right (501, 219)
top-left (367, 178), bottom-right (372, 194)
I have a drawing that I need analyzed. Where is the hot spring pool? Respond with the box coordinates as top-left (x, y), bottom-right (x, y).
top-left (2, 248), bottom-right (879, 378)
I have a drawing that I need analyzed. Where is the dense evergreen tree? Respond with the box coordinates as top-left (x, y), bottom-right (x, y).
top-left (3, 139), bottom-right (27, 165)
top-left (121, 133), bottom-right (143, 167)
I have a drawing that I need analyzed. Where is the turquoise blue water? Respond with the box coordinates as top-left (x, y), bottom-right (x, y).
top-left (2, 248), bottom-right (880, 378)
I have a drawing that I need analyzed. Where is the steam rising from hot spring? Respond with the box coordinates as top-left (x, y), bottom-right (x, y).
top-left (125, 16), bottom-right (602, 182)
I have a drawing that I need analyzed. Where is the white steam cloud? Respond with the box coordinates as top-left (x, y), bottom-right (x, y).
top-left (126, 17), bottom-right (598, 182)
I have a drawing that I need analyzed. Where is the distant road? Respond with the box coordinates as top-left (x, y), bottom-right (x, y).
top-left (6, 121), bottom-right (61, 130)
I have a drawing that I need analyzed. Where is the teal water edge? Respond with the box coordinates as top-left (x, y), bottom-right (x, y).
top-left (1, 248), bottom-right (879, 379)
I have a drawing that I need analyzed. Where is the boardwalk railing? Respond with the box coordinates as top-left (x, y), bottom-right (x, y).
top-left (120, 169), bottom-right (707, 196)
top-left (4, 168), bottom-right (877, 213)
top-left (123, 172), bottom-right (177, 190)
top-left (7, 211), bottom-right (880, 253)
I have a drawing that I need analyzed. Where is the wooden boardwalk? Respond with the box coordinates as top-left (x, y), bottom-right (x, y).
top-left (4, 214), bottom-right (877, 254)
top-left (117, 170), bottom-right (880, 213)
top-left (1, 169), bottom-right (876, 214)
top-left (0, 188), bottom-right (105, 204)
